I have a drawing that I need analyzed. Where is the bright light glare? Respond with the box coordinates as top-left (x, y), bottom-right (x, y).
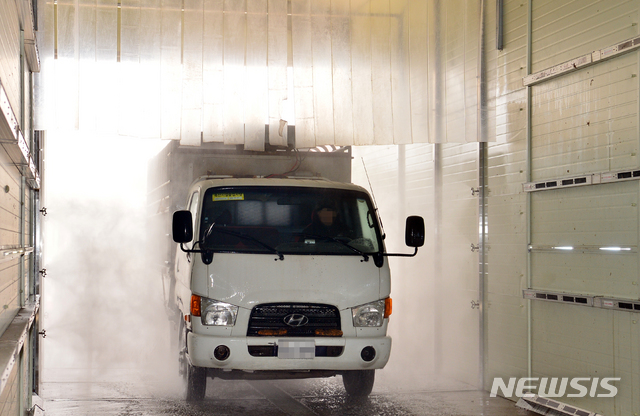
top-left (552, 246), bottom-right (574, 250)
top-left (599, 247), bottom-right (631, 251)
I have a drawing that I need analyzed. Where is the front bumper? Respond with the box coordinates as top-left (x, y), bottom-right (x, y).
top-left (187, 333), bottom-right (391, 371)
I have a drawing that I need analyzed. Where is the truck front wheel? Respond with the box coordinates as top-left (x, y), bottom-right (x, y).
top-left (342, 370), bottom-right (375, 397)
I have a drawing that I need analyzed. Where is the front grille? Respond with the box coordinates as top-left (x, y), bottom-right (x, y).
top-left (247, 303), bottom-right (341, 337)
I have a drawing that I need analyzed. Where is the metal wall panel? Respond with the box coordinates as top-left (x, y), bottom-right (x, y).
top-left (0, 171), bottom-right (24, 345)
top-left (23, 71), bottom-right (31, 142)
top-left (0, 357), bottom-right (19, 416)
top-left (441, 142), bottom-right (480, 383)
top-left (352, 142), bottom-right (480, 388)
top-left (531, 51), bottom-right (638, 181)
top-left (0, 148), bottom-right (25, 335)
top-left (0, 161), bottom-right (22, 247)
top-left (352, 145), bottom-right (438, 387)
top-left (530, 302), bottom-right (631, 415)
top-left (531, 182), bottom-right (638, 298)
top-left (0, 260), bottom-right (20, 335)
top-left (494, 2), bottom-right (528, 96)
top-left (0, 0), bottom-right (22, 125)
top-left (510, 1), bottom-right (640, 414)
top-left (485, 0), bottom-right (530, 389)
top-left (485, 127), bottom-right (529, 385)
top-left (0, 1), bottom-right (39, 410)
top-left (531, 0), bottom-right (639, 73)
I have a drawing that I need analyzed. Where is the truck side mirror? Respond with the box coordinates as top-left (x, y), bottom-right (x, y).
top-left (172, 210), bottom-right (193, 243)
top-left (405, 216), bottom-right (425, 248)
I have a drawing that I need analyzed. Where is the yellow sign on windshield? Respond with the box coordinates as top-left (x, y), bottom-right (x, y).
top-left (212, 193), bottom-right (244, 201)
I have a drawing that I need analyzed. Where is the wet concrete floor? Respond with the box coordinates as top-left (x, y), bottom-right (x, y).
top-left (41, 372), bottom-right (538, 416)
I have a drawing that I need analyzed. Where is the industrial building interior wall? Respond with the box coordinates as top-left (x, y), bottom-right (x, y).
top-left (486, 1), bottom-right (640, 415)
top-left (349, 1), bottom-right (490, 390)
top-left (529, 3), bottom-right (639, 415)
top-left (0, 0), bottom-right (22, 126)
top-left (352, 145), bottom-right (438, 386)
top-left (40, 134), bottom-right (173, 388)
top-left (0, 0), bottom-right (41, 415)
top-left (33, 0), bottom-right (483, 148)
top-left (0, 121), bottom-right (36, 415)
top-left (0, 148), bottom-right (27, 334)
top-left (352, 142), bottom-right (480, 389)
top-left (0, 354), bottom-right (20, 415)
top-left (484, 0), bottom-right (530, 393)
top-left (439, 143), bottom-right (481, 385)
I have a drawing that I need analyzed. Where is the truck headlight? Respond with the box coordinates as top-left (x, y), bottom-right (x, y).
top-left (201, 298), bottom-right (238, 326)
top-left (352, 299), bottom-right (385, 327)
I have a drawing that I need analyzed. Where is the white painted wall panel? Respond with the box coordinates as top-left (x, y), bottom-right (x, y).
top-left (531, 302), bottom-right (637, 415)
top-left (495, 3), bottom-right (528, 95)
top-left (353, 143), bottom-right (482, 388)
top-left (0, 154), bottom-right (24, 324)
top-left (0, 163), bottom-right (22, 248)
top-left (494, 0), bottom-right (527, 144)
top-left (485, 293), bottom-right (529, 375)
top-left (532, 182), bottom-right (637, 247)
top-left (0, 149), bottom-right (25, 335)
top-left (0, 0), bottom-right (22, 126)
top-left (520, 2), bottom-right (640, 414)
top-left (531, 0), bottom-right (639, 73)
top-left (615, 310), bottom-right (640, 416)
top-left (531, 52), bottom-right (639, 180)
top-left (0, 259), bottom-right (20, 336)
top-left (353, 141), bottom-right (481, 388)
top-left (23, 71), bottom-right (31, 141)
top-left (440, 143), bottom-right (480, 383)
top-left (0, 356), bottom-right (19, 416)
top-left (533, 251), bottom-right (638, 297)
top-left (352, 145), bottom-right (437, 387)
top-left (0, 3), bottom-right (36, 410)
top-left (531, 181), bottom-right (638, 298)
top-left (485, 0), bottom-right (530, 390)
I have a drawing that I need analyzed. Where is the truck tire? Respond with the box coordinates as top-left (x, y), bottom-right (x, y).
top-left (342, 370), bottom-right (375, 397)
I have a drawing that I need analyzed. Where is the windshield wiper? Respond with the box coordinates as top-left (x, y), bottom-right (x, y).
top-left (203, 225), bottom-right (284, 261)
top-left (301, 234), bottom-right (369, 262)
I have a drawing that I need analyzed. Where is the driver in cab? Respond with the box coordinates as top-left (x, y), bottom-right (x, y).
top-left (303, 201), bottom-right (347, 238)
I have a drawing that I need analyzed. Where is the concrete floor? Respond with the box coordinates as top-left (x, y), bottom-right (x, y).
top-left (41, 370), bottom-right (538, 416)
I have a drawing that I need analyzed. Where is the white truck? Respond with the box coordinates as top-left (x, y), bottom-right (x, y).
top-left (148, 142), bottom-right (424, 400)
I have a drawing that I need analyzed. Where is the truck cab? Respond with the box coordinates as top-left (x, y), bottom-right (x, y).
top-left (171, 176), bottom-right (424, 400)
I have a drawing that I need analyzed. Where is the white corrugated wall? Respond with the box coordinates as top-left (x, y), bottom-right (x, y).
top-left (490, 0), bottom-right (640, 415)
top-left (354, 1), bottom-right (640, 415)
top-left (526, 1), bottom-right (639, 414)
top-left (0, 0), bottom-right (41, 414)
top-left (352, 142), bottom-right (481, 389)
top-left (486, 0), bottom-right (530, 393)
top-left (0, 0), bottom-right (21, 122)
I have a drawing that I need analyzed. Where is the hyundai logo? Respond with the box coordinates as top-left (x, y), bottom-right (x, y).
top-left (283, 313), bottom-right (309, 327)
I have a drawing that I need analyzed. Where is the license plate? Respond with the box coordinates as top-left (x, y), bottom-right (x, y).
top-left (277, 340), bottom-right (315, 359)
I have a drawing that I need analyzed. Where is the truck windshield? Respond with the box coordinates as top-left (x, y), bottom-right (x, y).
top-left (199, 186), bottom-right (382, 255)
